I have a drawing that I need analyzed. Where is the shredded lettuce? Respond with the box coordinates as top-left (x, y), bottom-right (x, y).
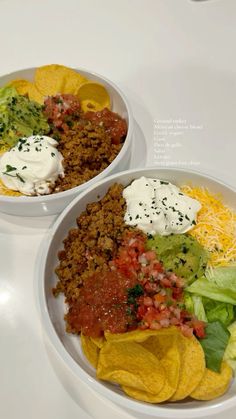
top-left (203, 297), bottom-right (234, 327)
top-left (184, 293), bottom-right (207, 322)
top-left (224, 321), bottom-right (236, 373)
top-left (206, 266), bottom-right (236, 292)
top-left (186, 266), bottom-right (236, 305)
top-left (186, 266), bottom-right (236, 372)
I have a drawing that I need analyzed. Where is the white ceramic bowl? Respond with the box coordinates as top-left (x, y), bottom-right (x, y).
top-left (38, 167), bottom-right (236, 418)
top-left (0, 67), bottom-right (133, 216)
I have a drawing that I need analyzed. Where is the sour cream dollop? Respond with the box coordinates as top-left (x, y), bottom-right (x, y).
top-left (123, 177), bottom-right (201, 236)
top-left (0, 135), bottom-right (64, 195)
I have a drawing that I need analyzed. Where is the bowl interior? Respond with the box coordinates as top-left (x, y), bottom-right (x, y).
top-left (39, 167), bottom-right (236, 417)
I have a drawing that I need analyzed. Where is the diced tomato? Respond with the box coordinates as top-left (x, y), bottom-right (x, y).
top-left (103, 231), bottom-right (205, 339)
top-left (160, 278), bottom-right (172, 288)
top-left (143, 296), bottom-right (153, 307)
top-left (180, 324), bottom-right (194, 338)
top-left (192, 320), bottom-right (206, 338)
top-left (144, 250), bottom-right (157, 261)
top-left (154, 293), bottom-right (166, 303)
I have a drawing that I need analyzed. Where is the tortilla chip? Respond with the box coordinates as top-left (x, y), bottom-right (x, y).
top-left (63, 72), bottom-right (87, 94)
top-left (105, 326), bottom-right (178, 344)
top-left (79, 99), bottom-right (102, 112)
top-left (141, 334), bottom-right (180, 401)
top-left (90, 336), bottom-right (105, 349)
top-left (34, 64), bottom-right (87, 97)
top-left (77, 82), bottom-right (110, 112)
top-left (7, 79), bottom-right (44, 104)
top-left (191, 361), bottom-right (232, 401)
top-left (27, 84), bottom-right (44, 104)
top-left (123, 337), bottom-right (180, 403)
top-left (7, 79), bottom-right (32, 96)
top-left (81, 334), bottom-right (99, 368)
top-left (170, 333), bottom-right (205, 401)
top-left (97, 340), bottom-right (166, 395)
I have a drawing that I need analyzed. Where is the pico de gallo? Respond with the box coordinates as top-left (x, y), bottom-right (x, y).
top-left (67, 231), bottom-right (206, 339)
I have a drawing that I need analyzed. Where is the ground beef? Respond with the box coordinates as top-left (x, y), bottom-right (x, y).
top-left (43, 94), bottom-right (127, 193)
top-left (53, 120), bottom-right (122, 192)
top-left (53, 184), bottom-right (132, 308)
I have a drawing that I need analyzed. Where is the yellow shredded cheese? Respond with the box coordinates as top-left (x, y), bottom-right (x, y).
top-left (181, 186), bottom-right (236, 267)
top-left (0, 178), bottom-right (22, 196)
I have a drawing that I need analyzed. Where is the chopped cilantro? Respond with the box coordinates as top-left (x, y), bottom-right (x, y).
top-left (127, 284), bottom-right (144, 305)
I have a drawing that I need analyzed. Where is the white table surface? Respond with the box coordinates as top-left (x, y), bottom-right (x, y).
top-left (0, 0), bottom-right (235, 418)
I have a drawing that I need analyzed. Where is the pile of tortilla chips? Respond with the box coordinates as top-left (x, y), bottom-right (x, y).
top-left (8, 64), bottom-right (110, 112)
top-left (81, 327), bottom-right (232, 403)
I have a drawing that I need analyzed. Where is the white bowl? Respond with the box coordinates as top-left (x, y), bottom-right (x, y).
top-left (38, 167), bottom-right (236, 418)
top-left (0, 67), bottom-right (133, 216)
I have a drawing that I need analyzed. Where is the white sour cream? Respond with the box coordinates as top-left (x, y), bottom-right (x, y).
top-left (123, 176), bottom-right (201, 236)
top-left (0, 135), bottom-right (64, 195)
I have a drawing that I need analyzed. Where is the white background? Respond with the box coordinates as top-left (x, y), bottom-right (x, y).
top-left (0, 0), bottom-right (235, 418)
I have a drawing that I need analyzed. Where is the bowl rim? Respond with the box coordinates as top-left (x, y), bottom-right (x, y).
top-left (0, 66), bottom-right (133, 202)
top-left (37, 166), bottom-right (236, 417)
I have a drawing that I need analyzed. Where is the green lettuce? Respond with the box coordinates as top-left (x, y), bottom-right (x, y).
top-left (203, 297), bottom-right (234, 327)
top-left (199, 321), bottom-right (230, 372)
top-left (186, 266), bottom-right (236, 372)
top-left (184, 293), bottom-right (207, 322)
top-left (206, 266), bottom-right (236, 291)
top-left (186, 266), bottom-right (236, 305)
top-left (224, 321), bottom-right (236, 373)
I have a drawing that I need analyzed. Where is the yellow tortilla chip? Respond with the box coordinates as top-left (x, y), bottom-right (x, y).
top-left (27, 84), bottom-right (44, 104)
top-left (191, 362), bottom-right (232, 401)
top-left (77, 82), bottom-right (110, 112)
top-left (34, 64), bottom-right (87, 97)
top-left (63, 72), bottom-right (87, 94)
top-left (90, 336), bottom-right (105, 349)
top-left (105, 326), bottom-right (178, 344)
top-left (81, 334), bottom-right (99, 368)
top-left (123, 336), bottom-right (181, 403)
top-left (7, 79), bottom-right (44, 104)
top-left (97, 340), bottom-right (166, 395)
top-left (7, 79), bottom-right (32, 96)
top-left (170, 333), bottom-right (205, 401)
top-left (141, 334), bottom-right (180, 401)
top-left (79, 99), bottom-right (101, 112)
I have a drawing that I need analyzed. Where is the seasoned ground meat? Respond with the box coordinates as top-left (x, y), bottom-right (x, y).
top-left (43, 94), bottom-right (127, 193)
top-left (53, 120), bottom-right (122, 192)
top-left (53, 184), bottom-right (133, 306)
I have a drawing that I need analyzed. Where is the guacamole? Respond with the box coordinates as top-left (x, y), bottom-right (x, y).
top-left (147, 234), bottom-right (208, 284)
top-left (0, 86), bottom-right (49, 151)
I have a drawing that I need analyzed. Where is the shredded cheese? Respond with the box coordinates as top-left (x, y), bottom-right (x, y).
top-left (0, 178), bottom-right (22, 196)
top-left (181, 185), bottom-right (236, 267)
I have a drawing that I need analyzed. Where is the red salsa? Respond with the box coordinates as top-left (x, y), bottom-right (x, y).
top-left (67, 271), bottom-right (138, 338)
top-left (84, 107), bottom-right (127, 144)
